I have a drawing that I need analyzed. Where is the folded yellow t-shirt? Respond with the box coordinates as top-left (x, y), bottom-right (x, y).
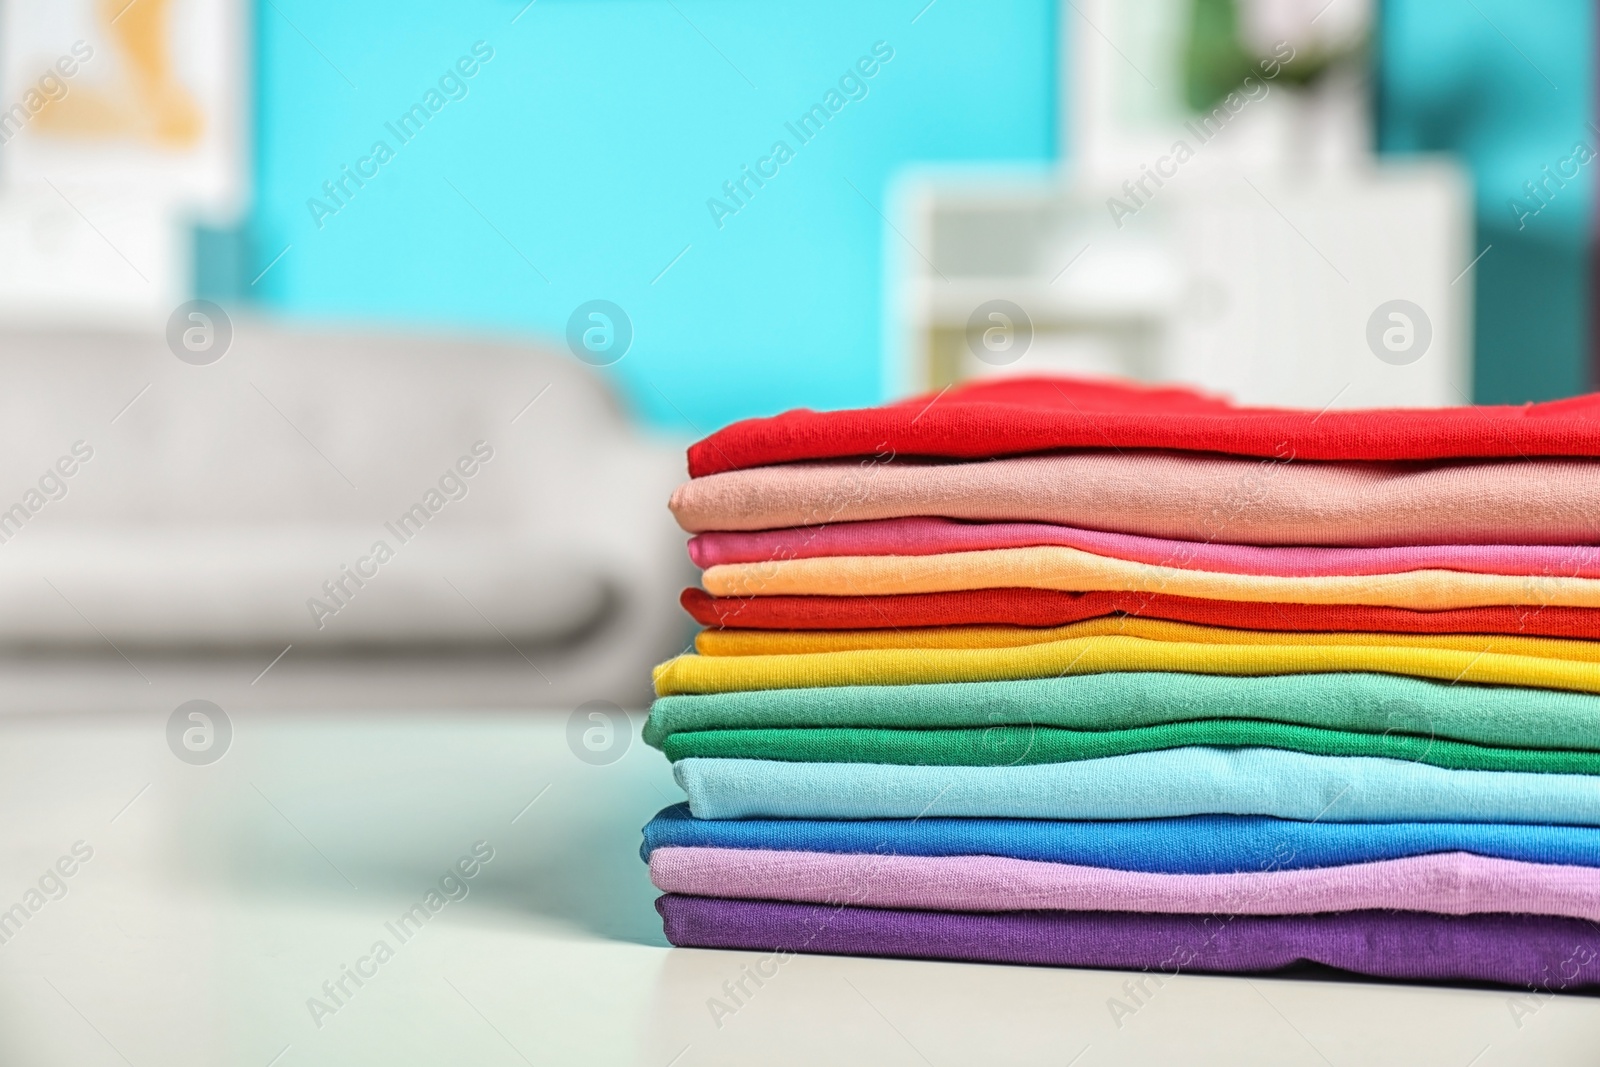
top-left (701, 545), bottom-right (1600, 610)
top-left (653, 635), bottom-right (1600, 697)
top-left (695, 616), bottom-right (1600, 663)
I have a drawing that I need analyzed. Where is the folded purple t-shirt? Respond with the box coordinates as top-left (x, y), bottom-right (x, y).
top-left (657, 895), bottom-right (1600, 992)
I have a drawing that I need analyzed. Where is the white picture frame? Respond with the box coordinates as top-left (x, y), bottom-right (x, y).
top-left (0, 0), bottom-right (249, 221)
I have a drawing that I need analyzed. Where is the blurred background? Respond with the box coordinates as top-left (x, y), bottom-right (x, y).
top-left (0, 0), bottom-right (1591, 710)
top-left (2, 4), bottom-right (1599, 1062)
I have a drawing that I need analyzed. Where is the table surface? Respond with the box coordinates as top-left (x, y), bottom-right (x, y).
top-left (2, 705), bottom-right (1598, 1067)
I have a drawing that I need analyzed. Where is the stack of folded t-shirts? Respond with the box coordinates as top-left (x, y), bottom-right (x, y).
top-left (643, 376), bottom-right (1600, 990)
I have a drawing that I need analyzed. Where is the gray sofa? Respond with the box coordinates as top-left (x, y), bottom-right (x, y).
top-left (0, 321), bottom-right (693, 710)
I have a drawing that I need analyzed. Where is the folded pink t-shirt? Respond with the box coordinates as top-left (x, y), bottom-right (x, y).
top-left (669, 452), bottom-right (1600, 546)
top-left (690, 517), bottom-right (1600, 578)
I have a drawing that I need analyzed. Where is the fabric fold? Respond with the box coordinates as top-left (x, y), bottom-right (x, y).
top-left (657, 895), bottom-right (1600, 990)
top-left (690, 517), bottom-right (1600, 578)
top-left (653, 634), bottom-right (1600, 697)
top-left (640, 803), bottom-right (1600, 872)
top-left (692, 616), bottom-right (1600, 660)
top-left (650, 846), bottom-right (1600, 920)
top-left (700, 546), bottom-right (1600, 608)
top-left (672, 751), bottom-right (1600, 824)
top-left (680, 586), bottom-right (1600, 640)
top-left (656, 723), bottom-right (1600, 775)
top-left (686, 375), bottom-right (1600, 476)
top-left (645, 672), bottom-right (1600, 752)
top-left (670, 452), bottom-right (1600, 546)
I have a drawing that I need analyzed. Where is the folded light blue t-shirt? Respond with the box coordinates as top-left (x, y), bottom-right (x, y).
top-left (673, 748), bottom-right (1600, 824)
top-left (640, 803), bottom-right (1600, 873)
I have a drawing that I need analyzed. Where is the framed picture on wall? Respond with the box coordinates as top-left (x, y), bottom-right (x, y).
top-left (0, 0), bottom-right (249, 220)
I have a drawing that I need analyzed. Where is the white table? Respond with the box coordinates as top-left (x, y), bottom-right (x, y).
top-left (1, 704), bottom-right (1596, 1065)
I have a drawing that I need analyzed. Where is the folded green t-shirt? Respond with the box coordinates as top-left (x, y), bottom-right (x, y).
top-left (658, 721), bottom-right (1600, 775)
top-left (645, 671), bottom-right (1600, 752)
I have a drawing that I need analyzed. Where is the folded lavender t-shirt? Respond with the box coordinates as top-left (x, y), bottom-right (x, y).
top-left (650, 846), bottom-right (1600, 921)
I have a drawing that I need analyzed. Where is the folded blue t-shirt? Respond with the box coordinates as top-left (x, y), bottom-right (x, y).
top-left (640, 803), bottom-right (1600, 873)
top-left (674, 750), bottom-right (1600, 824)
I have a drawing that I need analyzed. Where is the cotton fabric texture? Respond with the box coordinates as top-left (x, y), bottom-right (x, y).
top-left (685, 375), bottom-right (1600, 476)
top-left (657, 723), bottom-right (1600, 775)
top-left (670, 453), bottom-right (1600, 546)
top-left (690, 517), bottom-right (1600, 578)
top-left (645, 672), bottom-right (1600, 751)
top-left (699, 546), bottom-right (1600, 609)
top-left (692, 616), bottom-right (1600, 661)
top-left (672, 751), bottom-right (1600, 824)
top-left (657, 895), bottom-right (1600, 990)
top-left (640, 803), bottom-right (1600, 872)
top-left (650, 846), bottom-right (1600, 921)
top-left (653, 633), bottom-right (1600, 697)
top-left (680, 587), bottom-right (1600, 640)
top-left (662, 375), bottom-right (1600, 992)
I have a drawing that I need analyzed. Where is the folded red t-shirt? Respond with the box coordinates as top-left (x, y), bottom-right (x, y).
top-left (679, 587), bottom-right (1600, 640)
top-left (688, 376), bottom-right (1600, 477)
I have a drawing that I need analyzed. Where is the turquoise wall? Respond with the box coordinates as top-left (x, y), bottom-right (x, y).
top-left (1378, 0), bottom-right (1593, 402)
top-left (240, 1), bottom-right (1594, 427)
top-left (245, 1), bottom-right (1059, 432)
